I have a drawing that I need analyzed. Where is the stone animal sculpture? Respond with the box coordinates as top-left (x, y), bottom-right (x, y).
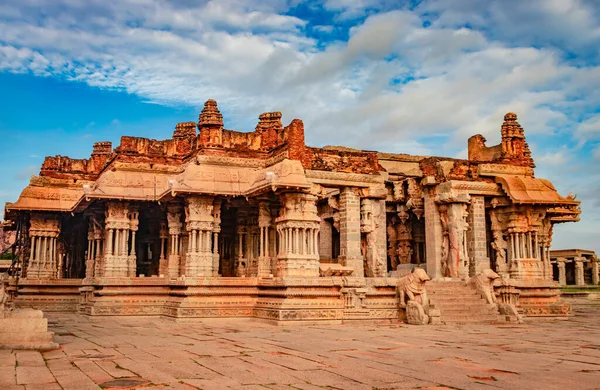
top-left (469, 268), bottom-right (500, 304)
top-left (0, 273), bottom-right (8, 313)
top-left (467, 134), bottom-right (502, 162)
top-left (397, 268), bottom-right (431, 325)
top-left (397, 268), bottom-right (430, 310)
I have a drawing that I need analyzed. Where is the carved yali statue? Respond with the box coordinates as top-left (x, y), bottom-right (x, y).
top-left (0, 273), bottom-right (8, 314)
top-left (397, 268), bottom-right (431, 325)
top-left (468, 269), bottom-right (500, 304)
top-left (397, 268), bottom-right (430, 310)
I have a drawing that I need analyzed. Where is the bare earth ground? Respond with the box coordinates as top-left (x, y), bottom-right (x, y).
top-left (1, 304), bottom-right (600, 390)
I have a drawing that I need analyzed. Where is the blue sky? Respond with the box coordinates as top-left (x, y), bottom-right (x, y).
top-left (0, 0), bottom-right (599, 252)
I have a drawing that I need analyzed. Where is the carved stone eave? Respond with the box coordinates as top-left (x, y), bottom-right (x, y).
top-left (547, 205), bottom-right (581, 223)
top-left (6, 181), bottom-right (88, 212)
top-left (494, 175), bottom-right (581, 207)
top-left (435, 180), bottom-right (503, 204)
top-left (304, 170), bottom-right (384, 188)
top-left (86, 169), bottom-right (171, 202)
top-left (478, 163), bottom-right (535, 177)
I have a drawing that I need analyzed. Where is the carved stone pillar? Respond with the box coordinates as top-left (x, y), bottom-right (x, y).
top-left (574, 257), bottom-right (585, 286)
top-left (439, 202), bottom-right (469, 279)
top-left (127, 206), bottom-right (139, 277)
top-left (158, 221), bottom-right (169, 277)
top-left (86, 222), bottom-right (95, 279)
top-left (86, 213), bottom-right (105, 279)
top-left (236, 214), bottom-right (247, 276)
top-left (338, 188), bottom-right (363, 277)
top-left (593, 257), bottom-right (599, 286)
top-left (276, 193), bottom-right (320, 278)
top-left (556, 258), bottom-right (566, 286)
top-left (258, 201), bottom-right (272, 278)
top-left (26, 213), bottom-right (61, 279)
top-left (166, 205), bottom-right (183, 278)
top-left (361, 198), bottom-right (387, 277)
top-left (212, 198), bottom-right (222, 277)
top-left (184, 195), bottom-right (215, 277)
top-left (424, 186), bottom-right (443, 279)
top-left (466, 196), bottom-right (490, 276)
top-left (103, 201), bottom-right (131, 277)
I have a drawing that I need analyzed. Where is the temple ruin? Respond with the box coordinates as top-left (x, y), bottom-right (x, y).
top-left (2, 101), bottom-right (582, 323)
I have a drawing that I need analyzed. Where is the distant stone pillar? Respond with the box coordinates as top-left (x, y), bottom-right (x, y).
top-left (275, 193), bottom-right (320, 278)
top-left (26, 214), bottom-right (60, 279)
top-left (466, 196), bottom-right (490, 276)
top-left (338, 188), bottom-right (363, 277)
top-left (593, 258), bottom-right (599, 286)
top-left (574, 257), bottom-right (585, 286)
top-left (557, 258), bottom-right (566, 286)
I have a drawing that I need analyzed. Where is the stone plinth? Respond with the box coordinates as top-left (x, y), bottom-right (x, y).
top-left (0, 309), bottom-right (58, 350)
top-left (510, 258), bottom-right (545, 281)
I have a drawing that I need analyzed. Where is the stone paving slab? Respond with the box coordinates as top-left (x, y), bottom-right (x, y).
top-left (0, 304), bottom-right (599, 389)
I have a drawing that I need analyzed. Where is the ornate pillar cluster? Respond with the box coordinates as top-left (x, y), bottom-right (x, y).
top-left (245, 213), bottom-right (260, 276)
top-left (258, 201), bottom-right (274, 278)
top-left (275, 193), bottom-right (320, 278)
top-left (86, 214), bottom-right (104, 278)
top-left (184, 195), bottom-right (216, 277)
top-left (490, 206), bottom-right (547, 281)
top-left (27, 213), bottom-right (61, 279)
top-left (166, 204), bottom-right (183, 278)
top-left (103, 201), bottom-right (137, 277)
top-left (360, 198), bottom-right (387, 277)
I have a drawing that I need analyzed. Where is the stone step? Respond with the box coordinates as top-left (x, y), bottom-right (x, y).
top-left (433, 304), bottom-right (496, 312)
top-left (428, 294), bottom-right (482, 303)
top-left (438, 307), bottom-right (498, 315)
top-left (425, 281), bottom-right (505, 325)
top-left (441, 318), bottom-right (499, 324)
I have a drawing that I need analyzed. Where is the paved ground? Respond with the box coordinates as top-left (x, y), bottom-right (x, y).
top-left (1, 304), bottom-right (600, 390)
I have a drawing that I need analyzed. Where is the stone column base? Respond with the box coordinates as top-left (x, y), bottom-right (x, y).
top-left (0, 309), bottom-right (58, 350)
top-left (276, 255), bottom-right (319, 278)
top-left (510, 259), bottom-right (544, 280)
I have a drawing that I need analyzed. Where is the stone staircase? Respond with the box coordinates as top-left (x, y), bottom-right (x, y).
top-left (428, 280), bottom-right (503, 325)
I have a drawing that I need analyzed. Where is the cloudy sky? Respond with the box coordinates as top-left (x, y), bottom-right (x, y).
top-left (0, 0), bottom-right (598, 252)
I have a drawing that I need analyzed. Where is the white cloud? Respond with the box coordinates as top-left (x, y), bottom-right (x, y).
top-left (576, 114), bottom-right (600, 142)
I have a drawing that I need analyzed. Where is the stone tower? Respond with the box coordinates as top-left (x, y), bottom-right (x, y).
top-left (198, 99), bottom-right (224, 148)
top-left (501, 112), bottom-right (534, 168)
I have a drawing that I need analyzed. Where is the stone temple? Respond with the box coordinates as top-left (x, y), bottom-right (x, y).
top-left (1, 100), bottom-right (582, 323)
